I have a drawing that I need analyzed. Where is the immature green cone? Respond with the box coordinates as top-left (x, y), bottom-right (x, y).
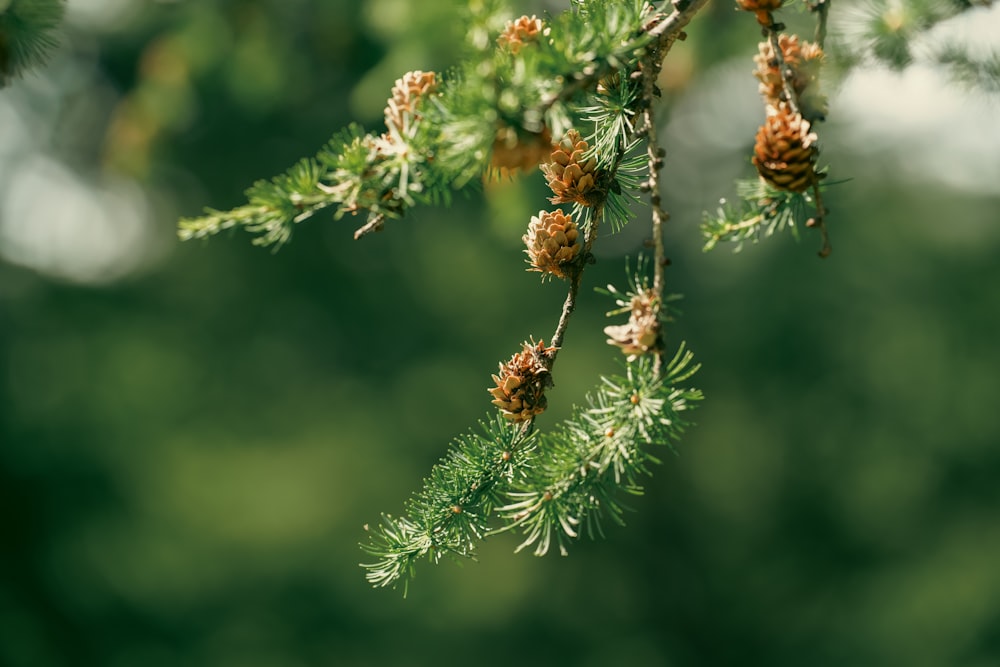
top-left (752, 103), bottom-right (818, 193)
top-left (523, 210), bottom-right (581, 280)
top-left (604, 290), bottom-right (662, 359)
top-left (540, 130), bottom-right (601, 206)
top-left (384, 70), bottom-right (438, 133)
top-left (754, 35), bottom-right (827, 122)
top-left (489, 340), bottom-right (555, 422)
top-left (497, 15), bottom-right (546, 54)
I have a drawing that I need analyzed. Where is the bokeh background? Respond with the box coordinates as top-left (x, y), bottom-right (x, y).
top-left (3, 1), bottom-right (1000, 666)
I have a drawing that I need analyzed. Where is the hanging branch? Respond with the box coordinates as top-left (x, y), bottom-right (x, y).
top-left (541, 0), bottom-right (709, 367)
top-left (702, 0), bottom-right (833, 256)
top-left (168, 0), bottom-right (1000, 599)
top-left (487, 2), bottom-right (707, 562)
top-left (358, 0), bottom-right (711, 593)
top-left (761, 9), bottom-right (833, 257)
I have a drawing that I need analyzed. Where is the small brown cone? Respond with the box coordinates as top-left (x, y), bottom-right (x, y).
top-left (754, 35), bottom-right (827, 122)
top-left (489, 340), bottom-right (556, 423)
top-left (523, 210), bottom-right (581, 280)
top-left (752, 103), bottom-right (818, 193)
top-left (491, 124), bottom-right (552, 175)
top-left (604, 290), bottom-right (662, 359)
top-left (497, 15), bottom-right (546, 55)
top-left (384, 70), bottom-right (438, 134)
top-left (540, 130), bottom-right (602, 206)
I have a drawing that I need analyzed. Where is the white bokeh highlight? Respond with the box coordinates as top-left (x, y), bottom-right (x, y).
top-left (1, 155), bottom-right (156, 284)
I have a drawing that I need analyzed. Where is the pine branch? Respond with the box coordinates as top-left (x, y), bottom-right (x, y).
top-left (546, 0), bottom-right (705, 360)
top-left (179, 119), bottom-right (457, 246)
top-left (163, 0), bottom-right (997, 600)
top-left (178, 0), bottom-right (708, 248)
top-left (357, 1), bottom-right (713, 594)
top-left (363, 84), bottom-right (696, 588)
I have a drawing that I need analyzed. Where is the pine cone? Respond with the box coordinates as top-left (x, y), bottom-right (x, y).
top-left (489, 340), bottom-right (556, 423)
top-left (523, 210), bottom-right (581, 280)
top-left (754, 35), bottom-right (827, 122)
top-left (540, 130), bottom-right (602, 206)
top-left (384, 70), bottom-right (438, 133)
top-left (604, 290), bottom-right (662, 359)
top-left (491, 124), bottom-right (552, 174)
top-left (497, 15), bottom-right (546, 55)
top-left (752, 103), bottom-right (818, 193)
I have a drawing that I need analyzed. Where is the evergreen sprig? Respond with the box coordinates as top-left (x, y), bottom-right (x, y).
top-left (701, 178), bottom-right (817, 252)
top-left (178, 125), bottom-right (376, 246)
top-left (497, 351), bottom-right (702, 557)
top-left (361, 414), bottom-right (536, 595)
top-left (178, 0), bottom-right (691, 246)
top-left (600, 258), bottom-right (683, 325)
top-left (361, 351), bottom-right (701, 592)
top-left (0, 0), bottom-right (65, 86)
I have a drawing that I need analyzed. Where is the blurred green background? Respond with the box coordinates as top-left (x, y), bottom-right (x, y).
top-left (3, 1), bottom-right (1000, 666)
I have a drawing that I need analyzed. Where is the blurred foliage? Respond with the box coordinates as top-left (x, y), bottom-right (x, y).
top-left (2, 1), bottom-right (1000, 666)
top-left (0, 0), bottom-right (65, 85)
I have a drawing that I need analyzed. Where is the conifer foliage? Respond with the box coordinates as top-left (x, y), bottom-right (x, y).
top-left (169, 0), bottom-right (999, 594)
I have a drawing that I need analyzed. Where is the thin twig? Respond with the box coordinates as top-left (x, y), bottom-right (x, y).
top-left (639, 55), bottom-right (667, 298)
top-left (713, 213), bottom-right (766, 241)
top-left (810, 0), bottom-right (830, 48)
top-left (762, 13), bottom-right (802, 117)
top-left (638, 42), bottom-right (670, 375)
top-left (810, 181), bottom-right (831, 258)
top-left (548, 202), bottom-right (605, 356)
top-left (353, 214), bottom-right (385, 240)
